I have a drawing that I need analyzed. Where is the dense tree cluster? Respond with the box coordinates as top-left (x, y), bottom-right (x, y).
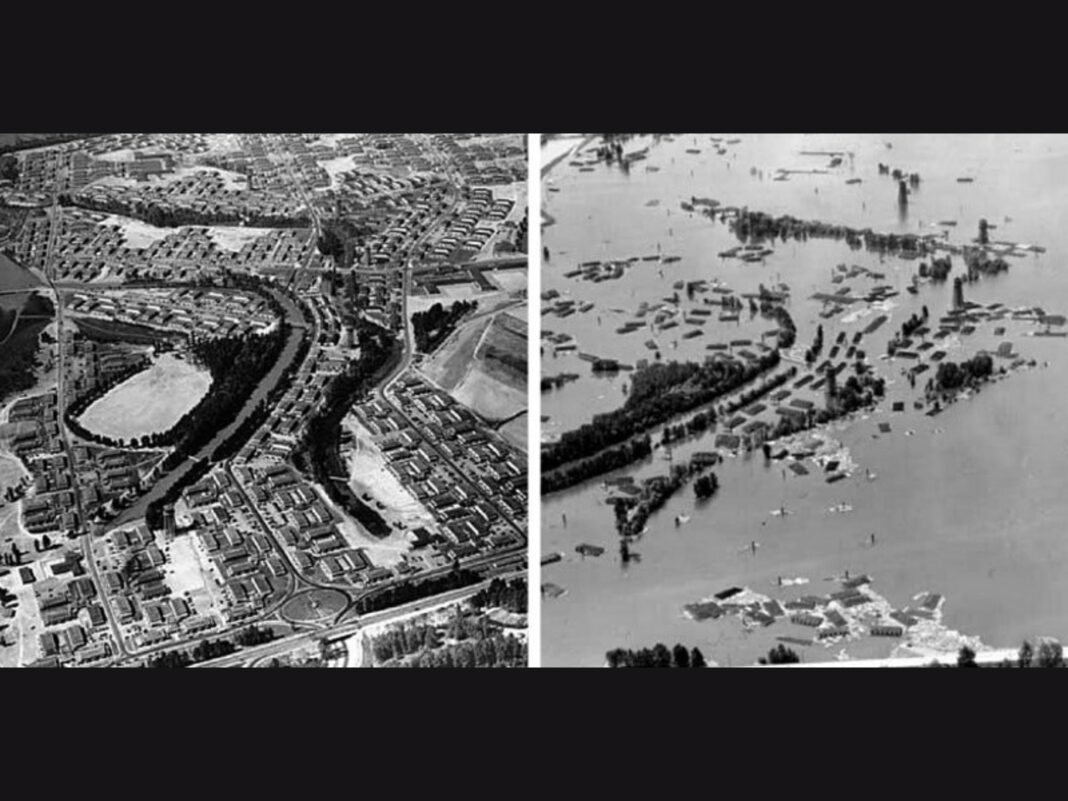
top-left (543, 352), bottom-right (780, 474)
top-left (694, 473), bottom-right (719, 500)
top-left (758, 644), bottom-right (801, 664)
top-left (541, 435), bottom-right (652, 495)
top-left (372, 612), bottom-right (526, 668)
top-left (411, 300), bottom-right (477, 353)
top-left (146, 626), bottom-right (277, 668)
top-left (0, 294), bottom-right (54, 404)
top-left (0, 155), bottom-right (18, 183)
top-left (919, 255), bottom-right (953, 281)
top-left (933, 353), bottom-right (994, 392)
top-left (962, 247), bottom-right (1009, 279)
top-left (470, 577), bottom-right (527, 613)
top-left (729, 208), bottom-right (934, 257)
top-left (294, 321), bottom-right (400, 538)
top-left (612, 460), bottom-right (709, 540)
top-left (605, 643), bottom-right (707, 668)
top-left (660, 409), bottom-right (714, 446)
top-left (830, 371), bottom-right (887, 417)
top-left (541, 372), bottom-right (580, 392)
top-left (58, 192), bottom-right (311, 229)
top-left (353, 565), bottom-right (482, 615)
top-left (763, 303), bottom-right (797, 350)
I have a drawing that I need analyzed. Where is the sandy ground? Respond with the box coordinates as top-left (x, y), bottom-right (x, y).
top-left (164, 533), bottom-right (224, 618)
top-left (0, 448), bottom-right (28, 490)
top-left (0, 569), bottom-right (41, 667)
top-left (99, 215), bottom-right (175, 249)
top-left (78, 353), bottom-right (212, 441)
top-left (308, 475), bottom-right (414, 569)
top-left (485, 269), bottom-right (528, 293)
top-left (336, 416), bottom-right (435, 566)
top-left (318, 156), bottom-right (358, 190)
top-left (95, 149), bottom-right (137, 162)
top-left (452, 368), bottom-right (526, 422)
top-left (201, 134), bottom-right (243, 156)
top-left (438, 284), bottom-right (481, 299)
top-left (502, 304), bottom-right (528, 324)
top-left (205, 226), bottom-right (279, 253)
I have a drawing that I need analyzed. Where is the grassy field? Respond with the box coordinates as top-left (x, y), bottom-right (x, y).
top-left (476, 312), bottom-right (527, 390)
top-left (419, 314), bottom-right (494, 392)
top-left (498, 412), bottom-right (528, 453)
top-left (0, 293), bottom-right (53, 404)
top-left (282, 589), bottom-right (349, 623)
top-left (0, 253), bottom-right (40, 293)
top-left (453, 368), bottom-right (526, 423)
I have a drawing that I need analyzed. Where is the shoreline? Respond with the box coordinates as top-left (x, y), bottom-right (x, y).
top-left (540, 134), bottom-right (596, 178)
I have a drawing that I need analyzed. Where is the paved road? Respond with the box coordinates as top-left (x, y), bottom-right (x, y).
top-left (191, 571), bottom-right (523, 668)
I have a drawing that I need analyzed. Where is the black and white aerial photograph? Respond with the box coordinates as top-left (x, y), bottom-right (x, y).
top-left (0, 133), bottom-right (528, 668)
top-left (540, 133), bottom-right (1068, 668)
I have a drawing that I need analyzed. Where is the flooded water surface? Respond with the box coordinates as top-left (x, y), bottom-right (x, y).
top-left (542, 134), bottom-right (1068, 666)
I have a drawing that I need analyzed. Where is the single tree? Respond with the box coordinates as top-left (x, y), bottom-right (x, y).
top-left (672, 644), bottom-right (691, 669)
top-left (957, 646), bottom-right (978, 668)
top-left (1036, 639), bottom-right (1064, 668)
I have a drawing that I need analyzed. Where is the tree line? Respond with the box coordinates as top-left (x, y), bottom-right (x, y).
top-left (541, 434), bottom-right (652, 495)
top-left (353, 565), bottom-right (482, 616)
top-left (293, 320), bottom-right (401, 539)
top-left (146, 625), bottom-right (278, 667)
top-left (543, 352), bottom-right (781, 475)
top-left (59, 192), bottom-right (311, 229)
top-left (469, 577), bottom-right (527, 614)
top-left (411, 300), bottom-right (477, 354)
top-left (606, 643), bottom-right (707, 668)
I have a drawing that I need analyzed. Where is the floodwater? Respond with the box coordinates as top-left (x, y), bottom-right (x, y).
top-left (541, 134), bottom-right (1068, 666)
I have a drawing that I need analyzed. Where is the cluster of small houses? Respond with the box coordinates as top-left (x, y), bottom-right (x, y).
top-left (356, 374), bottom-right (527, 558)
top-left (4, 391), bottom-right (156, 538)
top-left (11, 208), bottom-right (322, 283)
top-left (337, 169), bottom-right (436, 202)
top-left (417, 262), bottom-right (524, 297)
top-left (65, 337), bottom-right (150, 404)
top-left (68, 287), bottom-right (276, 340)
top-left (22, 550), bottom-right (113, 667)
top-left (227, 463), bottom-right (392, 586)
top-left (351, 272), bottom-right (403, 331)
top-left (235, 342), bottom-right (350, 464)
top-left (73, 170), bottom-right (308, 223)
top-left (424, 189), bottom-right (516, 262)
top-left (432, 134), bottom-right (527, 185)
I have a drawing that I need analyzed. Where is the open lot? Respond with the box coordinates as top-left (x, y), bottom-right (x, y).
top-left (164, 532), bottom-right (226, 618)
top-left (452, 367), bottom-right (526, 423)
top-left (77, 353), bottom-right (212, 440)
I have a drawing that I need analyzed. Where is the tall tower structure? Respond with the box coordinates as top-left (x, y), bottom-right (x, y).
top-left (952, 276), bottom-right (965, 310)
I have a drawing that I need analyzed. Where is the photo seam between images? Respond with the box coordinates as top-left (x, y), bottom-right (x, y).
top-left (527, 133), bottom-right (543, 667)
